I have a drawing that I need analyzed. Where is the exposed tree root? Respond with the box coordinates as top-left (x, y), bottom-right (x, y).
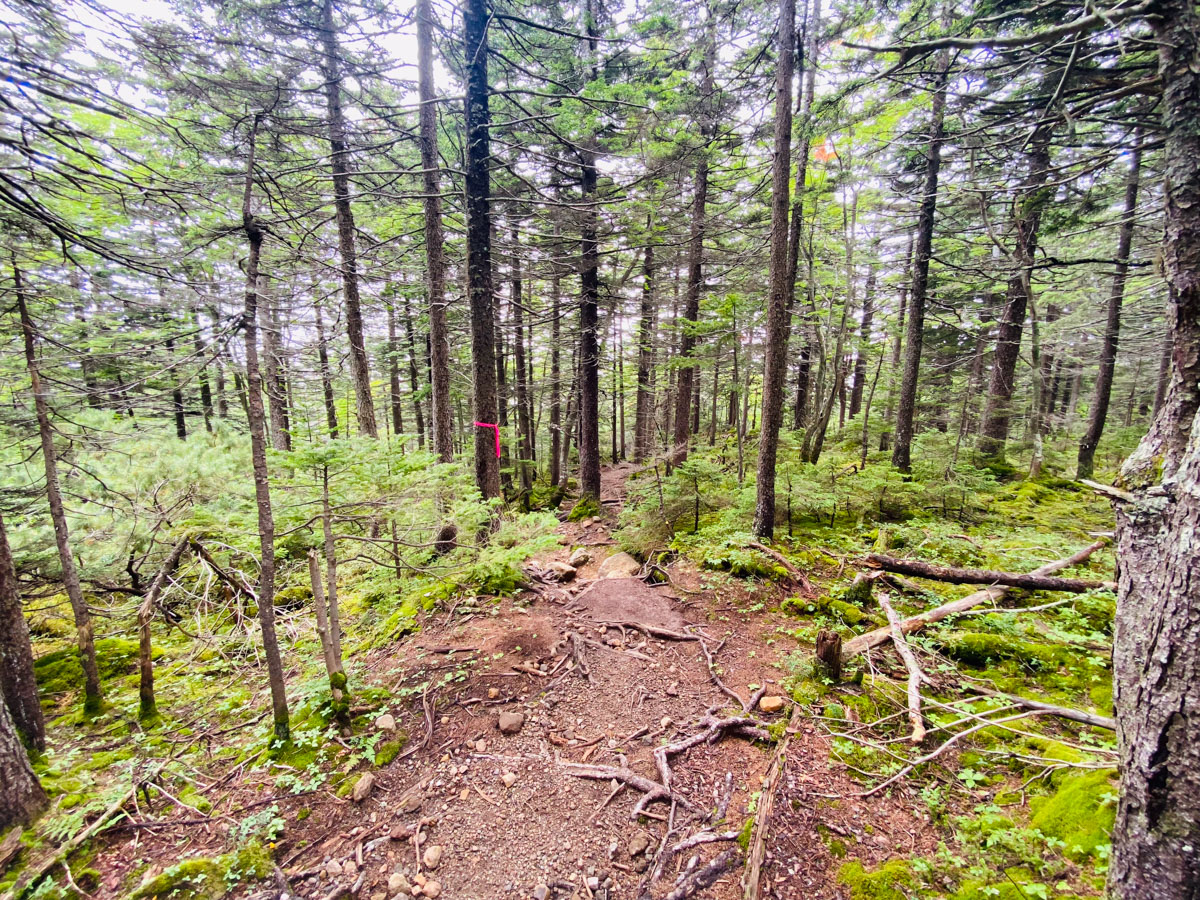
top-left (664, 849), bottom-right (742, 900)
top-left (877, 591), bottom-right (928, 743)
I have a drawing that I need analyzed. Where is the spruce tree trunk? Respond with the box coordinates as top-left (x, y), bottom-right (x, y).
top-left (15, 267), bottom-right (103, 715)
top-left (579, 151), bottom-right (602, 501)
top-left (314, 300), bottom-right (339, 438)
top-left (463, 0), bottom-right (500, 499)
top-left (239, 119), bottom-right (290, 744)
top-left (1109, 4), bottom-right (1200, 895)
top-left (0, 696), bottom-right (44, 831)
top-left (849, 267), bottom-right (876, 418)
top-left (386, 299), bottom-right (405, 441)
top-left (511, 225), bottom-right (533, 493)
top-left (891, 56), bottom-right (948, 473)
top-left (1077, 133), bottom-right (1142, 479)
top-left (417, 0), bottom-right (454, 463)
top-left (262, 289), bottom-right (291, 452)
top-left (635, 241), bottom-right (655, 462)
top-left (402, 294), bottom-right (426, 450)
top-left (977, 125), bottom-right (1054, 463)
top-left (751, 0), bottom-right (795, 539)
top-left (320, 0), bottom-right (377, 438)
top-left (0, 511), bottom-right (44, 751)
top-left (550, 263), bottom-right (562, 486)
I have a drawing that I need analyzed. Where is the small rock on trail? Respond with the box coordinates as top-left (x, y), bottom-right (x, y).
top-left (597, 551), bottom-right (641, 578)
top-left (351, 772), bottom-right (375, 802)
top-left (497, 711), bottom-right (525, 734)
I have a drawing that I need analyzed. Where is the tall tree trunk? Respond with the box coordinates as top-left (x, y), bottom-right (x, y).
top-left (0, 696), bottom-right (44, 831)
top-left (418, 0), bottom-right (454, 463)
top-left (1077, 134), bottom-right (1143, 479)
top-left (881, 232), bottom-right (915, 450)
top-left (239, 118), bottom-right (290, 744)
top-left (579, 148), bottom-right (602, 501)
top-left (210, 304), bottom-right (228, 419)
top-left (891, 56), bottom-right (948, 473)
top-left (750, 0), bottom-right (795, 539)
top-left (136, 537), bottom-right (189, 720)
top-left (849, 266), bottom-right (876, 418)
top-left (0, 512), bottom-right (44, 751)
top-left (386, 298), bottom-right (405, 441)
top-left (511, 224), bottom-right (533, 493)
top-left (977, 124), bottom-right (1054, 463)
top-left (550, 261), bottom-right (563, 484)
top-left (1152, 330), bottom-right (1172, 417)
top-left (15, 265), bottom-right (102, 715)
top-left (1110, 5), bottom-right (1200, 897)
top-left (320, 0), bottom-right (377, 438)
top-left (672, 16), bottom-right (716, 464)
top-left (194, 308), bottom-right (213, 432)
top-left (495, 285), bottom-right (513, 494)
top-left (166, 335), bottom-right (187, 441)
top-left (402, 294), bottom-right (426, 449)
top-left (314, 299), bottom-right (339, 438)
top-left (464, 0), bottom-right (500, 498)
top-left (262, 288), bottom-right (291, 452)
top-left (635, 241), bottom-right (656, 462)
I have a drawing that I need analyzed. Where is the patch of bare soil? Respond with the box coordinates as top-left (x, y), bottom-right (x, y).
top-left (89, 465), bottom-right (935, 900)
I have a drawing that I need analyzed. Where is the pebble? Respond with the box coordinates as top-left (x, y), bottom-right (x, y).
top-left (502, 771), bottom-right (518, 788)
top-left (533, 885), bottom-right (550, 900)
top-left (497, 711), bottom-right (525, 735)
top-left (325, 860), bottom-right (343, 878)
top-left (568, 548), bottom-right (590, 567)
top-left (476, 739), bottom-right (487, 752)
top-left (628, 833), bottom-right (651, 857)
top-left (375, 713), bottom-right (397, 731)
top-left (388, 874), bottom-right (412, 894)
top-left (422, 882), bottom-right (442, 898)
top-left (488, 687), bottom-right (500, 699)
top-left (460, 789), bottom-right (470, 801)
top-left (586, 877), bottom-right (600, 891)
top-left (352, 773), bottom-right (376, 803)
top-left (759, 695), bottom-right (787, 714)
top-left (440, 715), bottom-right (450, 725)
top-left (423, 845), bottom-right (443, 869)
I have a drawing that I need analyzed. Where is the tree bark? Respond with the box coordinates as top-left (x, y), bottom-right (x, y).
top-left (314, 299), bottom-right (339, 438)
top-left (865, 553), bottom-right (1110, 592)
top-left (137, 537), bottom-right (189, 720)
top-left (511, 224), bottom-right (533, 493)
top-left (891, 56), bottom-right (948, 473)
top-left (386, 298), bottom-right (404, 441)
top-left (1109, 3), bottom-right (1200, 895)
top-left (239, 117), bottom-right (290, 744)
top-left (15, 265), bottom-right (103, 715)
top-left (1077, 133), bottom-right (1143, 479)
top-left (750, 0), bottom-right (796, 539)
top-left (977, 125), bottom-right (1054, 463)
top-left (320, 0), bottom-right (377, 438)
top-left (849, 267), bottom-right (876, 418)
top-left (0, 696), bottom-right (45, 832)
top-left (417, 0), bottom-right (454, 463)
top-left (402, 293), bottom-right (426, 450)
top-left (0, 511), bottom-right (44, 751)
top-left (262, 287), bottom-right (291, 452)
top-left (672, 17), bottom-right (716, 465)
top-left (464, 0), bottom-right (501, 499)
top-left (550, 256), bottom-right (563, 486)
top-left (635, 240), bottom-right (656, 462)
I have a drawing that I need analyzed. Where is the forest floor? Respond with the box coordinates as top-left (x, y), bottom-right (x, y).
top-left (10, 462), bottom-right (1119, 900)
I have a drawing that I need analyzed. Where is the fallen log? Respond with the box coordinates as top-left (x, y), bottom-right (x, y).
top-left (842, 540), bottom-right (1107, 662)
top-left (965, 685), bottom-right (1115, 730)
top-left (877, 592), bottom-right (927, 744)
top-left (745, 542), bottom-right (816, 596)
top-left (864, 553), bottom-right (1113, 593)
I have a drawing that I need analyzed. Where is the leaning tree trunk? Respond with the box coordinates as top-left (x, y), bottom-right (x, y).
top-left (1077, 131), bottom-right (1143, 479)
top-left (463, 0), bottom-right (500, 499)
top-left (0, 511), bottom-right (44, 751)
top-left (239, 116), bottom-right (290, 744)
top-left (1109, 3), bottom-right (1200, 897)
top-left (977, 124), bottom-right (1054, 464)
top-left (0, 696), bottom-right (45, 831)
top-left (750, 0), bottom-right (795, 539)
top-left (320, 0), bottom-right (377, 439)
top-left (14, 266), bottom-right (103, 715)
top-left (891, 54), bottom-right (948, 473)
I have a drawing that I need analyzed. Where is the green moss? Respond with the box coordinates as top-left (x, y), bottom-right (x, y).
top-left (837, 860), bottom-right (916, 900)
top-left (127, 858), bottom-right (225, 900)
top-left (735, 817), bottom-right (754, 849)
top-left (934, 632), bottom-right (1067, 670)
top-left (35, 638), bottom-right (157, 699)
top-left (567, 496), bottom-right (600, 522)
top-left (374, 733), bottom-right (408, 766)
top-left (1029, 769), bottom-right (1117, 861)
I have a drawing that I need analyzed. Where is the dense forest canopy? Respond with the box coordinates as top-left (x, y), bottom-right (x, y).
top-left (0, 0), bottom-right (1197, 897)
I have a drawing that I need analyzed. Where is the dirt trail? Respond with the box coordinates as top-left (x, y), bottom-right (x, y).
top-left (113, 465), bottom-right (930, 900)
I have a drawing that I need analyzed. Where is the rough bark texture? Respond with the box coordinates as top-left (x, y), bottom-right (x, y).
top-left (864, 554), bottom-right (1110, 592)
top-left (0, 695), bottom-right (45, 832)
top-left (1077, 134), bottom-right (1142, 479)
top-left (320, 0), bottom-right (377, 439)
top-left (849, 267), bottom-right (876, 418)
top-left (635, 240), bottom-right (656, 462)
top-left (314, 299), bottom-right (339, 438)
top-left (0, 511), bottom-right (44, 751)
top-left (511, 224), bottom-right (533, 492)
top-left (977, 125), bottom-right (1053, 463)
top-left (239, 120), bottom-right (290, 743)
top-left (464, 0), bottom-right (500, 499)
top-left (262, 289), bottom-right (291, 452)
top-left (891, 57), bottom-right (947, 473)
top-left (15, 266), bottom-right (103, 715)
top-left (401, 294), bottom-right (426, 449)
top-left (579, 151), bottom-right (602, 501)
top-left (750, 0), bottom-right (795, 539)
top-left (1109, 3), bottom-right (1200, 896)
top-left (387, 299), bottom-right (404, 439)
top-left (417, 0), bottom-right (454, 463)
top-left (549, 261), bottom-right (562, 486)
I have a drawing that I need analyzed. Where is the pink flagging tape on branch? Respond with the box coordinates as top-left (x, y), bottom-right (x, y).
top-left (473, 422), bottom-right (501, 458)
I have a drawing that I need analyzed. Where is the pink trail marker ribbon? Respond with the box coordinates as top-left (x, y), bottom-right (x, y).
top-left (473, 421), bottom-right (501, 458)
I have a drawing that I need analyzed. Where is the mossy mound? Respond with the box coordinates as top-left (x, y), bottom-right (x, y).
top-left (567, 496), bottom-right (600, 522)
top-left (933, 632), bottom-right (1067, 670)
top-left (1029, 768), bottom-right (1117, 861)
top-left (35, 638), bottom-right (157, 697)
top-left (838, 859), bottom-right (916, 899)
top-left (126, 845), bottom-right (273, 900)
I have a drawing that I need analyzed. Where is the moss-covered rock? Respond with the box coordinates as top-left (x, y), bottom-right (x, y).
top-left (838, 859), bottom-right (916, 899)
top-left (567, 496), bottom-right (600, 522)
top-left (127, 858), bottom-right (225, 900)
top-left (933, 632), bottom-right (1068, 670)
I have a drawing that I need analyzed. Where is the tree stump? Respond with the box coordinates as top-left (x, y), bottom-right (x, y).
top-left (815, 630), bottom-right (843, 681)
